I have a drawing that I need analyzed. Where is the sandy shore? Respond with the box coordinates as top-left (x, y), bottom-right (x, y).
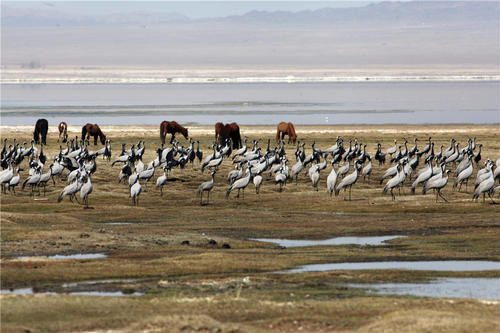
top-left (1, 124), bottom-right (499, 137)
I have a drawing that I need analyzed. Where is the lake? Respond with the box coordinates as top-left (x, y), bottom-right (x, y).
top-left (1, 81), bottom-right (499, 125)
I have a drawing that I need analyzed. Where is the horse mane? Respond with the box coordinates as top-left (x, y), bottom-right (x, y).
top-left (171, 121), bottom-right (188, 137)
top-left (95, 124), bottom-right (106, 143)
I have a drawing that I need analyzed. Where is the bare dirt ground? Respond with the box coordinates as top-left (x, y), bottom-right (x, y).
top-left (1, 125), bottom-right (499, 332)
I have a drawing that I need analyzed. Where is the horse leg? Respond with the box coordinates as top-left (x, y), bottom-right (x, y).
top-left (170, 133), bottom-right (175, 144)
top-left (94, 135), bottom-right (98, 145)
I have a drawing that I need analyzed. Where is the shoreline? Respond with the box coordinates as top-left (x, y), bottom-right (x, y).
top-left (2, 124), bottom-right (499, 136)
top-left (2, 68), bottom-right (499, 85)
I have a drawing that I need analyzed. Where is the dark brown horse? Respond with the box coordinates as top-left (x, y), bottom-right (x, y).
top-left (34, 119), bottom-right (48, 145)
top-left (160, 121), bottom-right (188, 144)
top-left (82, 123), bottom-right (106, 145)
top-left (58, 121), bottom-right (68, 143)
top-left (215, 122), bottom-right (242, 149)
top-left (276, 122), bottom-right (297, 144)
top-left (215, 122), bottom-right (225, 142)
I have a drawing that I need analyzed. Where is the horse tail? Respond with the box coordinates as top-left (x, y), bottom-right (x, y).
top-left (288, 122), bottom-right (297, 142)
top-left (160, 122), bottom-right (166, 144)
top-left (81, 125), bottom-right (87, 140)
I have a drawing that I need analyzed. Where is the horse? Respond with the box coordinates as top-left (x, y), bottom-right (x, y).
top-left (215, 122), bottom-right (225, 142)
top-left (160, 121), bottom-right (189, 144)
top-left (82, 123), bottom-right (106, 145)
top-left (215, 122), bottom-right (242, 149)
top-left (276, 122), bottom-right (297, 144)
top-left (58, 121), bottom-right (68, 143)
top-left (34, 119), bottom-right (48, 145)
top-left (224, 123), bottom-right (242, 149)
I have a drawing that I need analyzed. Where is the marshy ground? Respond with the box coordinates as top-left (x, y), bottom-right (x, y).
top-left (1, 125), bottom-right (499, 332)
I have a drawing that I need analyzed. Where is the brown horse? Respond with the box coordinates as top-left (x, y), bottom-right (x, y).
top-left (215, 122), bottom-right (225, 142)
top-left (276, 122), bottom-right (297, 144)
top-left (82, 123), bottom-right (106, 145)
top-left (58, 121), bottom-right (68, 143)
top-left (160, 121), bottom-right (188, 144)
top-left (215, 122), bottom-right (242, 149)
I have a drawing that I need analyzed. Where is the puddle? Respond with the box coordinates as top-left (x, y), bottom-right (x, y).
top-left (67, 291), bottom-right (144, 296)
top-left (0, 288), bottom-right (143, 296)
top-left (62, 279), bottom-right (138, 288)
top-left (0, 288), bottom-right (56, 295)
top-left (251, 235), bottom-right (403, 248)
top-left (104, 222), bottom-right (132, 225)
top-left (348, 278), bottom-right (500, 300)
top-left (16, 253), bottom-right (107, 260)
top-left (282, 261), bottom-right (500, 273)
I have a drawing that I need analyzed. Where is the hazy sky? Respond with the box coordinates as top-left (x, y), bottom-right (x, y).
top-left (3, 1), bottom-right (373, 18)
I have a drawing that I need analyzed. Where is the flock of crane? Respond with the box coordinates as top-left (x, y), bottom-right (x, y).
top-left (0, 133), bottom-right (499, 207)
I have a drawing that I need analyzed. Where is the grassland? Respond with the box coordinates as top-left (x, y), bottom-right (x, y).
top-left (1, 124), bottom-right (499, 332)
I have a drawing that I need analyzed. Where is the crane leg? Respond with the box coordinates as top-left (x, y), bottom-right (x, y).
top-left (438, 190), bottom-right (448, 202)
top-left (349, 185), bottom-right (352, 201)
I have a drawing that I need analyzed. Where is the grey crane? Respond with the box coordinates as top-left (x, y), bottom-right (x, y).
top-left (309, 164), bottom-right (320, 191)
top-left (138, 166), bottom-right (155, 191)
top-left (156, 166), bottom-right (168, 196)
top-left (472, 168), bottom-right (495, 203)
top-left (38, 166), bottom-right (52, 196)
top-left (198, 170), bottom-right (216, 205)
top-left (423, 170), bottom-right (451, 202)
top-left (130, 177), bottom-right (142, 206)
top-left (22, 166), bottom-right (41, 196)
top-left (80, 174), bottom-right (93, 208)
top-left (411, 160), bottom-right (433, 194)
top-left (326, 162), bottom-right (338, 198)
top-left (362, 156), bottom-right (372, 181)
top-left (226, 169), bottom-right (251, 199)
top-left (454, 156), bottom-right (473, 192)
top-left (383, 163), bottom-right (404, 200)
top-left (253, 174), bottom-right (263, 194)
top-left (58, 176), bottom-right (82, 203)
top-left (335, 161), bottom-right (362, 201)
top-left (289, 157), bottom-right (304, 185)
top-left (7, 167), bottom-right (22, 194)
top-left (275, 167), bottom-right (287, 192)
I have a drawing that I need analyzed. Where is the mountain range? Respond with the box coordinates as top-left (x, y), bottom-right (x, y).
top-left (2, 1), bottom-right (498, 27)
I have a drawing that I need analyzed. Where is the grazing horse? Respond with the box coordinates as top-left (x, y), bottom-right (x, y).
top-left (276, 122), bottom-right (297, 144)
top-left (160, 121), bottom-right (189, 144)
top-left (224, 123), bottom-right (242, 149)
top-left (215, 122), bottom-right (242, 149)
top-left (58, 121), bottom-right (68, 143)
top-left (82, 123), bottom-right (106, 145)
top-left (34, 119), bottom-right (48, 145)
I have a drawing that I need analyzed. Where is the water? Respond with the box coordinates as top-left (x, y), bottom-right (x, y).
top-left (348, 278), bottom-right (500, 300)
top-left (283, 260), bottom-right (500, 273)
top-left (250, 235), bottom-right (403, 247)
top-left (16, 253), bottom-right (107, 260)
top-left (0, 288), bottom-right (143, 296)
top-left (103, 222), bottom-right (132, 225)
top-left (1, 81), bottom-right (499, 125)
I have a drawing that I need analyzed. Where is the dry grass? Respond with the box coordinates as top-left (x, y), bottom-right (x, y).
top-left (1, 125), bottom-right (499, 332)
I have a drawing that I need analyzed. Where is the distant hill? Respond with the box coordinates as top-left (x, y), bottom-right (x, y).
top-left (2, 1), bottom-right (498, 68)
top-left (0, 6), bottom-right (189, 26)
top-left (220, 1), bottom-right (499, 24)
top-left (2, 1), bottom-right (498, 27)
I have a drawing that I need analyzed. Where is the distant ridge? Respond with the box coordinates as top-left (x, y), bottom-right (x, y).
top-left (2, 1), bottom-right (499, 26)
